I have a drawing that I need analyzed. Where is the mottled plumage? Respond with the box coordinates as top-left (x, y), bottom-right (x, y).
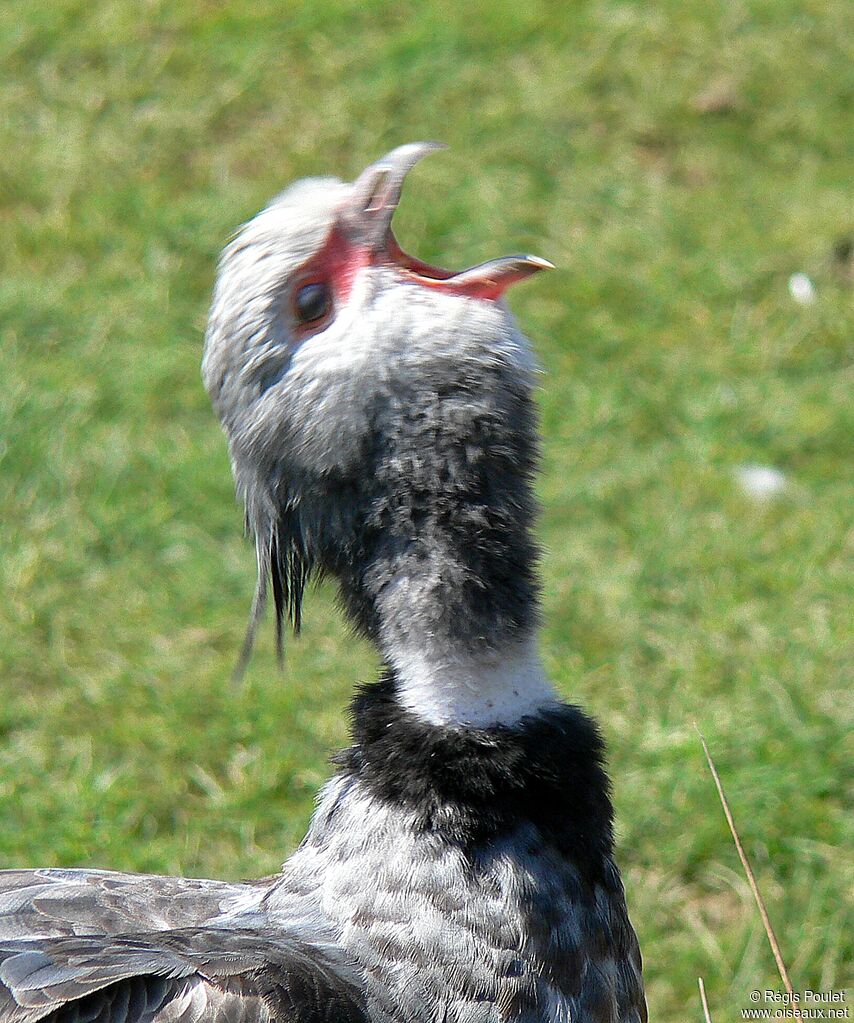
top-left (1, 143), bottom-right (646, 1021)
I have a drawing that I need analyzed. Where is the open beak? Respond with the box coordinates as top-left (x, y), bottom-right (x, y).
top-left (339, 142), bottom-right (553, 301)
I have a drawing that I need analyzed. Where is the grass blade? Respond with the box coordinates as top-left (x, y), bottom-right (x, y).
top-left (698, 977), bottom-right (713, 1023)
top-left (695, 726), bottom-right (799, 1016)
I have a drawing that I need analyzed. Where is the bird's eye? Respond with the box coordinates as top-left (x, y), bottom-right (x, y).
top-left (294, 281), bottom-right (332, 325)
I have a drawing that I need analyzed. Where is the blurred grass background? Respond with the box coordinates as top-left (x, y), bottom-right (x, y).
top-left (0, 0), bottom-right (851, 1017)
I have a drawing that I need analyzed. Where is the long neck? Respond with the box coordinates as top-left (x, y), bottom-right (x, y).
top-left (322, 367), bottom-right (556, 726)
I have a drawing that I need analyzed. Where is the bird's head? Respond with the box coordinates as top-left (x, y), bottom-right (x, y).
top-left (203, 143), bottom-right (551, 670)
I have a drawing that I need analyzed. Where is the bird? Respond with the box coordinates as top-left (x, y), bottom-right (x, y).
top-left (0, 143), bottom-right (646, 1022)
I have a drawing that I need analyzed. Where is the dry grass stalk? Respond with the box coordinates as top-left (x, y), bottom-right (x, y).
top-left (695, 726), bottom-right (800, 1019)
top-left (698, 976), bottom-right (714, 1023)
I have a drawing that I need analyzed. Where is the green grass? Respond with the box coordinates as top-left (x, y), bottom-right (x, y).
top-left (0, 1), bottom-right (851, 1017)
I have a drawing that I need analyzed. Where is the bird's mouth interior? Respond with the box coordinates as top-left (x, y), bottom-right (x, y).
top-left (385, 232), bottom-right (456, 282)
top-left (341, 142), bottom-right (553, 302)
top-left (384, 230), bottom-right (553, 300)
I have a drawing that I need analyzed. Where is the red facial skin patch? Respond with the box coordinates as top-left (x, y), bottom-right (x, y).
top-left (291, 222), bottom-right (541, 342)
top-left (289, 225), bottom-right (371, 339)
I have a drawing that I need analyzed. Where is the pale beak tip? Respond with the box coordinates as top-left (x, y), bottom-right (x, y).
top-left (526, 255), bottom-right (555, 271)
top-left (379, 141), bottom-right (447, 168)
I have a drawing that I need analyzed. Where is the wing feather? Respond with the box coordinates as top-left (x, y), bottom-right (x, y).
top-left (0, 870), bottom-right (266, 941)
top-left (0, 928), bottom-right (367, 1023)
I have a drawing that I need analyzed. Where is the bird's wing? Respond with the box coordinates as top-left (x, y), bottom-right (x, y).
top-left (0, 870), bottom-right (366, 1021)
top-left (0, 869), bottom-right (268, 940)
top-left (0, 927), bottom-right (367, 1022)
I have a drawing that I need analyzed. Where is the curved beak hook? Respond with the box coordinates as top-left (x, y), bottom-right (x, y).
top-left (341, 141), bottom-right (447, 249)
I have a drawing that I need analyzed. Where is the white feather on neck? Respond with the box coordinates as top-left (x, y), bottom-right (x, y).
top-left (391, 635), bottom-right (557, 728)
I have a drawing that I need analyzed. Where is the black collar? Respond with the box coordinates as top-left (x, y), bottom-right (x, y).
top-left (336, 674), bottom-right (615, 880)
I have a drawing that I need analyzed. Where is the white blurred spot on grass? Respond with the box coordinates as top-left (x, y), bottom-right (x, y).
top-left (735, 464), bottom-right (788, 500)
top-left (788, 272), bottom-right (816, 304)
